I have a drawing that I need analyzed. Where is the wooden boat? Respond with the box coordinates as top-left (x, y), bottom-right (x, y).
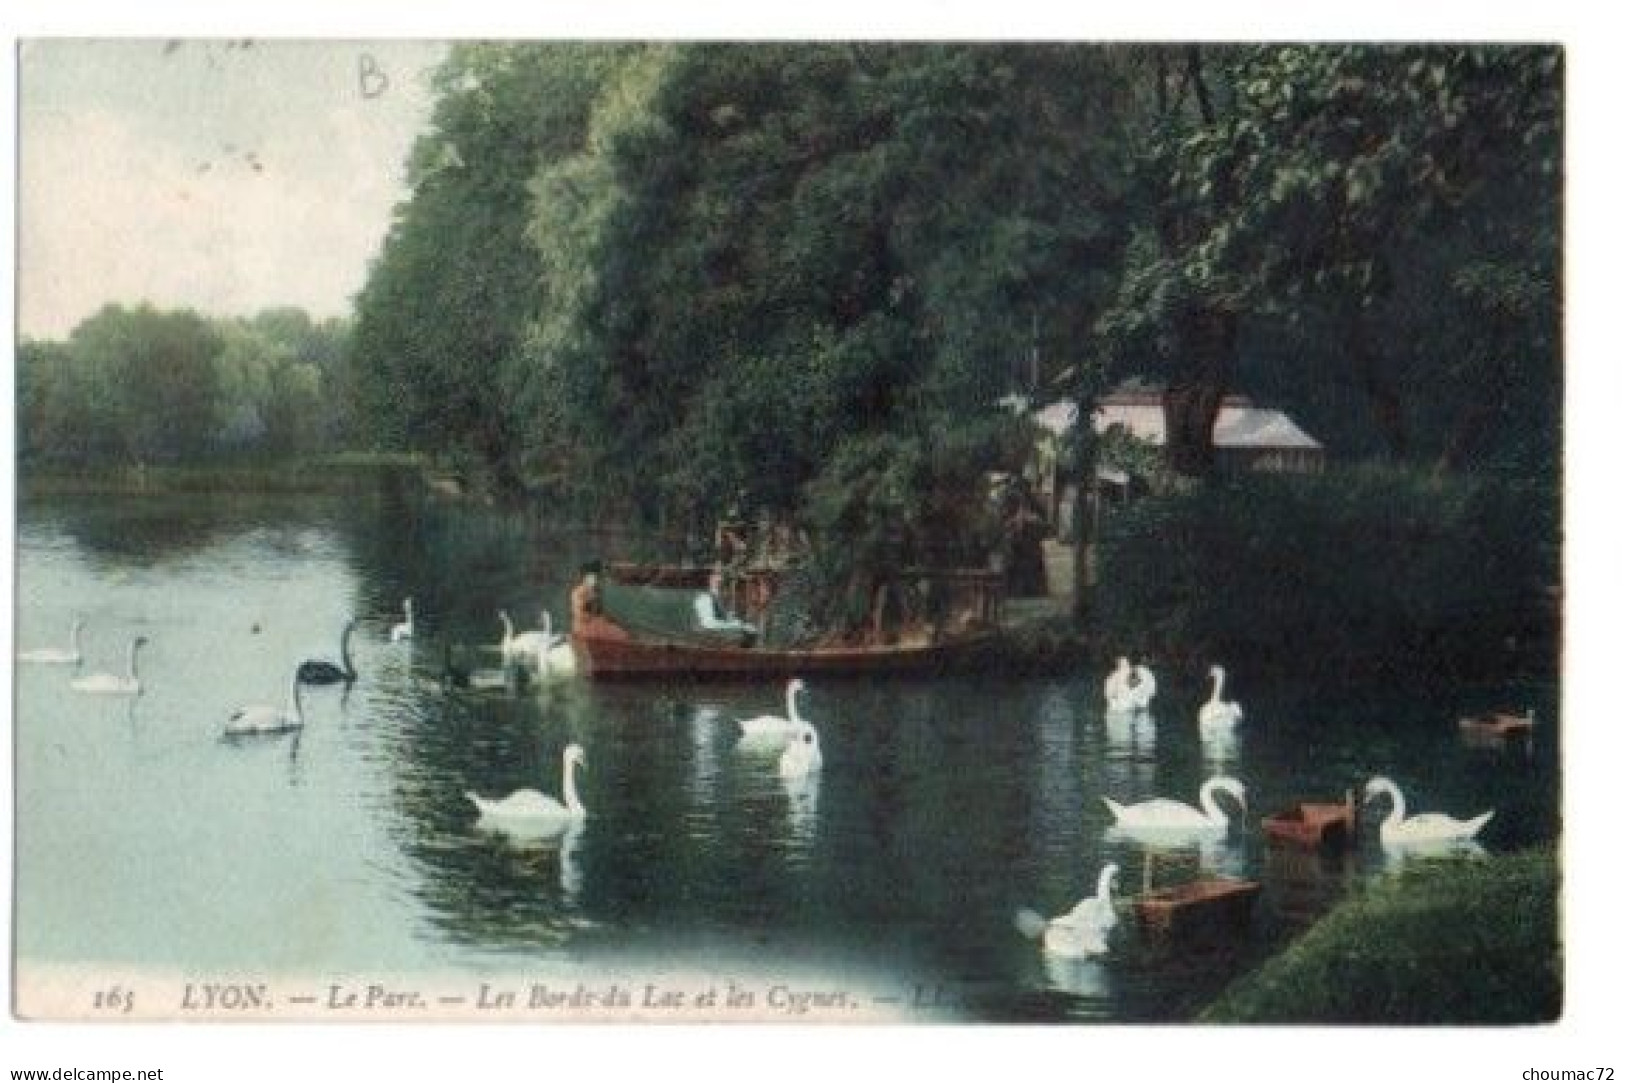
top-left (1458, 709), bottom-right (1535, 739)
top-left (1133, 877), bottom-right (1260, 942)
top-left (573, 561), bottom-right (1001, 680)
top-left (1261, 792), bottom-right (1357, 852)
top-left (572, 609), bottom-right (992, 680)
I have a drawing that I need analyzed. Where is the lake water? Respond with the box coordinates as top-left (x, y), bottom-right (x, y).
top-left (12, 487), bottom-right (1560, 1022)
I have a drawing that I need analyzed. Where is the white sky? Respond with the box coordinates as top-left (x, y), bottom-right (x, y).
top-left (19, 39), bottom-right (446, 338)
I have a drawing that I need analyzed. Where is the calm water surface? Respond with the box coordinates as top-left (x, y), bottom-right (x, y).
top-left (13, 489), bottom-right (1560, 1022)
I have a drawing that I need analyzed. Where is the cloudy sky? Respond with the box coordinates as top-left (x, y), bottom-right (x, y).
top-left (19, 39), bottom-right (447, 339)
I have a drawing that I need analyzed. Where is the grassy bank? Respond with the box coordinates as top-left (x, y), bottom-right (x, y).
top-left (1202, 847), bottom-right (1561, 1024)
top-left (18, 453), bottom-right (428, 496)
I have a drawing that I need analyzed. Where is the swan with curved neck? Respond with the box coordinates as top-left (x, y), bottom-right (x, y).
top-left (740, 677), bottom-right (809, 739)
top-left (779, 719), bottom-right (823, 779)
top-left (1363, 776), bottom-right (1494, 848)
top-left (1129, 664), bottom-right (1158, 711)
top-left (297, 619), bottom-right (358, 684)
top-left (468, 744), bottom-right (587, 829)
top-left (390, 598), bottom-right (414, 643)
top-left (1021, 863), bottom-right (1120, 958)
top-left (499, 609), bottom-right (551, 665)
top-left (225, 670), bottom-right (306, 736)
top-left (19, 615), bottom-right (86, 665)
top-left (1103, 775), bottom-right (1247, 831)
top-left (70, 636), bottom-right (148, 695)
top-left (1103, 657), bottom-right (1134, 713)
top-left (539, 611), bottom-right (577, 676)
top-left (1198, 665), bottom-right (1243, 729)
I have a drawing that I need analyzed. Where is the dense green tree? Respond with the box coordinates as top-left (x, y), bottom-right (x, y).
top-left (348, 43), bottom-right (636, 496)
top-left (1096, 44), bottom-right (1560, 476)
top-left (18, 304), bottom-right (351, 467)
top-left (65, 304), bottom-right (223, 463)
top-left (523, 43), bottom-right (1134, 533)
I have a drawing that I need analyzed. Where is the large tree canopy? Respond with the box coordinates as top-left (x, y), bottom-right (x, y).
top-left (343, 42), bottom-right (1560, 514)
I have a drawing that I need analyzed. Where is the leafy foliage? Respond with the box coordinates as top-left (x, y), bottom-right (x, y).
top-left (1203, 848), bottom-right (1560, 1024)
top-left (1093, 468), bottom-right (1559, 681)
top-left (19, 304), bottom-right (350, 467)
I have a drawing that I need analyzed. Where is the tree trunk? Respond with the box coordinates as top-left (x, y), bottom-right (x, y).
top-left (1347, 310), bottom-right (1410, 458)
top-left (1162, 305), bottom-right (1238, 478)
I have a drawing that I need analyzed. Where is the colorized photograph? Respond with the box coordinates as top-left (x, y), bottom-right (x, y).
top-left (13, 40), bottom-right (1561, 1025)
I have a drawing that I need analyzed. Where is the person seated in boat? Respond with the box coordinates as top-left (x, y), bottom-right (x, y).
top-left (695, 570), bottom-right (757, 644)
top-left (570, 562), bottom-right (603, 626)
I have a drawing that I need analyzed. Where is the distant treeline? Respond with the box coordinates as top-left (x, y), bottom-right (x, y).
top-left (18, 305), bottom-right (352, 467)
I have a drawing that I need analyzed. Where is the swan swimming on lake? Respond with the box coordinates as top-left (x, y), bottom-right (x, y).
top-left (499, 609), bottom-right (569, 673)
top-left (225, 668), bottom-right (305, 736)
top-left (70, 636), bottom-right (148, 696)
top-left (778, 719), bottom-right (823, 779)
top-left (296, 619), bottom-right (358, 684)
top-left (1018, 862), bottom-right (1121, 959)
top-left (540, 614), bottom-right (577, 677)
top-left (1363, 776), bottom-right (1494, 850)
top-left (18, 615), bottom-right (85, 665)
top-left (467, 744), bottom-right (587, 830)
top-left (1129, 664), bottom-right (1157, 712)
top-left (440, 643), bottom-right (516, 693)
top-left (390, 598), bottom-right (414, 643)
top-left (740, 677), bottom-right (809, 740)
top-left (1198, 665), bottom-right (1243, 730)
top-left (1103, 775), bottom-right (1247, 833)
top-left (1103, 658), bottom-right (1134, 713)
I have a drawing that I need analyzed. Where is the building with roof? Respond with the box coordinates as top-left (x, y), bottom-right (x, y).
top-left (1090, 383), bottom-right (1325, 475)
top-left (1015, 380), bottom-right (1325, 538)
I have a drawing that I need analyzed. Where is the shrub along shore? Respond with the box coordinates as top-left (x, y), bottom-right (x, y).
top-left (1201, 847), bottom-right (1561, 1024)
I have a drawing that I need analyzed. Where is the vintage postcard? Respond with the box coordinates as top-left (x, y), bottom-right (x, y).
top-left (8, 29), bottom-right (1589, 1067)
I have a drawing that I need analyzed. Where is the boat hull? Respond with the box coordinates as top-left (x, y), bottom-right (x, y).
top-left (1133, 878), bottom-right (1260, 942)
top-left (573, 612), bottom-right (988, 680)
top-left (1261, 799), bottom-right (1356, 852)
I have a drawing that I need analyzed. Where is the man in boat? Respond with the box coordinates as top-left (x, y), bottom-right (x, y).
top-left (570, 562), bottom-right (603, 627)
top-left (695, 569), bottom-right (757, 645)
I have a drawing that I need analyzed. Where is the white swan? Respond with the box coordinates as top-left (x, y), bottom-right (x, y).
top-left (390, 598), bottom-right (414, 642)
top-left (1198, 665), bottom-right (1243, 729)
top-left (70, 636), bottom-right (148, 695)
top-left (540, 613), bottom-right (577, 677)
top-left (499, 609), bottom-right (562, 669)
top-left (1129, 664), bottom-right (1157, 711)
top-left (740, 677), bottom-right (809, 739)
top-left (225, 669), bottom-right (305, 736)
top-left (1103, 775), bottom-right (1247, 832)
top-left (467, 744), bottom-right (587, 830)
top-left (18, 615), bottom-right (85, 664)
top-left (1027, 863), bottom-right (1121, 958)
top-left (1363, 776), bottom-right (1494, 849)
top-left (527, 611), bottom-right (577, 677)
top-left (1103, 657), bottom-right (1134, 713)
top-left (778, 719), bottom-right (823, 779)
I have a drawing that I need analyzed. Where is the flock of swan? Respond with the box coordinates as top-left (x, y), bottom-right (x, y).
top-left (1019, 655), bottom-right (1498, 963)
top-left (24, 609), bottom-right (1497, 967)
top-left (19, 596), bottom-right (578, 731)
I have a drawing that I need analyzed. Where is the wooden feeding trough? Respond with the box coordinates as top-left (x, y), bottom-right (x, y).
top-left (1134, 877), bottom-right (1260, 942)
top-left (1458, 709), bottom-right (1535, 740)
top-left (1260, 791), bottom-right (1357, 853)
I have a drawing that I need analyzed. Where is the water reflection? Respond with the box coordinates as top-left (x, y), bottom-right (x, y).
top-left (1042, 953), bottom-right (1111, 998)
top-left (12, 491), bottom-right (1564, 1021)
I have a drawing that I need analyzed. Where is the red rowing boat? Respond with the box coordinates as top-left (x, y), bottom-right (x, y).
top-left (572, 609), bottom-right (991, 679)
top-left (1133, 877), bottom-right (1260, 942)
